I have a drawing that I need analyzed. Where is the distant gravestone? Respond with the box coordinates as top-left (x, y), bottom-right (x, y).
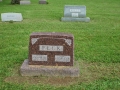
top-left (0, 0), bottom-right (2, 2)
top-left (20, 0), bottom-right (31, 5)
top-left (39, 0), bottom-right (47, 4)
top-left (1, 13), bottom-right (23, 22)
top-left (61, 5), bottom-right (90, 22)
top-left (20, 32), bottom-right (79, 77)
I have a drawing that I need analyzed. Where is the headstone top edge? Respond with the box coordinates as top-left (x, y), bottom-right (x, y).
top-left (1, 12), bottom-right (22, 14)
top-left (30, 32), bottom-right (74, 37)
top-left (64, 5), bottom-right (86, 7)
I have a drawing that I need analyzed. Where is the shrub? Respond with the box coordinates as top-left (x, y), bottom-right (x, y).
top-left (11, 0), bottom-right (20, 4)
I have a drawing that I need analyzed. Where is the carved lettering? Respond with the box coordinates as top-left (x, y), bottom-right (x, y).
top-left (70, 9), bottom-right (81, 12)
top-left (39, 45), bottom-right (63, 51)
top-left (72, 13), bottom-right (78, 17)
top-left (55, 55), bottom-right (70, 62)
top-left (32, 55), bottom-right (47, 61)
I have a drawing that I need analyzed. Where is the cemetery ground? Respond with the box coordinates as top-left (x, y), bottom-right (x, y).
top-left (0, 0), bottom-right (120, 90)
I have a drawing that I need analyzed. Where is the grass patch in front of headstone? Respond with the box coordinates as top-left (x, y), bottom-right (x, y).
top-left (4, 60), bottom-right (120, 87)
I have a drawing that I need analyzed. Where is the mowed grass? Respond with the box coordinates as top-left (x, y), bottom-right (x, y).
top-left (0, 0), bottom-right (120, 90)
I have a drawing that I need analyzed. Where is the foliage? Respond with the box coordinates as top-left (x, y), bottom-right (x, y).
top-left (11, 0), bottom-right (20, 4)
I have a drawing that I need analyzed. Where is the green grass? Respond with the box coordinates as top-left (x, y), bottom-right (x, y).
top-left (0, 0), bottom-right (120, 89)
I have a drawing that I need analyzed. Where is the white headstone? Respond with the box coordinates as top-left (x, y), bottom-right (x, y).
top-left (20, 0), bottom-right (31, 5)
top-left (1, 13), bottom-right (23, 22)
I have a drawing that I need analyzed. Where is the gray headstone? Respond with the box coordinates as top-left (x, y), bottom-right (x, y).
top-left (1, 13), bottom-right (23, 22)
top-left (0, 0), bottom-right (2, 2)
top-left (64, 5), bottom-right (86, 18)
top-left (20, 0), bottom-right (31, 5)
top-left (61, 5), bottom-right (90, 22)
top-left (39, 0), bottom-right (47, 4)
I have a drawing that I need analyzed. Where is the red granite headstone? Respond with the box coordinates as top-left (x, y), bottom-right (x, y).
top-left (28, 32), bottom-right (74, 66)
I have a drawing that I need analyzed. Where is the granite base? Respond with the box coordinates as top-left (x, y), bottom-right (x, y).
top-left (61, 17), bottom-right (90, 22)
top-left (20, 59), bottom-right (79, 77)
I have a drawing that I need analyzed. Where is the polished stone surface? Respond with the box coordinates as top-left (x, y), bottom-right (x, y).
top-left (28, 32), bottom-right (74, 66)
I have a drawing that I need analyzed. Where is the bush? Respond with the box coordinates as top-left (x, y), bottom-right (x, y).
top-left (11, 0), bottom-right (20, 4)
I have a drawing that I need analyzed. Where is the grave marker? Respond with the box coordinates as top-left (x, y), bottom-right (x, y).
top-left (20, 32), bottom-right (79, 77)
top-left (29, 32), bottom-right (74, 66)
top-left (20, 0), bottom-right (31, 5)
top-left (39, 0), bottom-right (47, 4)
top-left (1, 13), bottom-right (23, 22)
top-left (61, 5), bottom-right (90, 22)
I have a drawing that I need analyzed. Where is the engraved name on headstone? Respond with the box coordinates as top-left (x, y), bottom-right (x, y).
top-left (28, 32), bottom-right (74, 66)
top-left (1, 13), bottom-right (23, 21)
top-left (61, 5), bottom-right (90, 22)
top-left (39, 45), bottom-right (63, 51)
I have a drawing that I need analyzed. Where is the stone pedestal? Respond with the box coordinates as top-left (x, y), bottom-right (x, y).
top-left (20, 0), bottom-right (31, 5)
top-left (20, 59), bottom-right (79, 77)
top-left (61, 5), bottom-right (90, 22)
top-left (61, 17), bottom-right (90, 22)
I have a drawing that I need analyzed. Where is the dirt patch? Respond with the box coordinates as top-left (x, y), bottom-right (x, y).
top-left (4, 60), bottom-right (120, 86)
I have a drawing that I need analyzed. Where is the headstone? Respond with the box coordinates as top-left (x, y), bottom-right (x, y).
top-left (0, 0), bottom-right (2, 2)
top-left (61, 5), bottom-right (90, 22)
top-left (1, 13), bottom-right (23, 22)
top-left (29, 32), bottom-right (74, 66)
top-left (20, 0), bottom-right (31, 5)
top-left (39, 0), bottom-right (47, 4)
top-left (20, 32), bottom-right (79, 77)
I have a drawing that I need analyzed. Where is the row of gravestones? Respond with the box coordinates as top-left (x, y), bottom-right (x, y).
top-left (1, 5), bottom-right (90, 22)
top-left (11, 0), bottom-right (47, 5)
top-left (0, 0), bottom-right (47, 4)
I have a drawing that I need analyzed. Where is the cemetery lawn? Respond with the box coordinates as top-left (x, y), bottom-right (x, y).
top-left (0, 0), bottom-right (120, 89)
